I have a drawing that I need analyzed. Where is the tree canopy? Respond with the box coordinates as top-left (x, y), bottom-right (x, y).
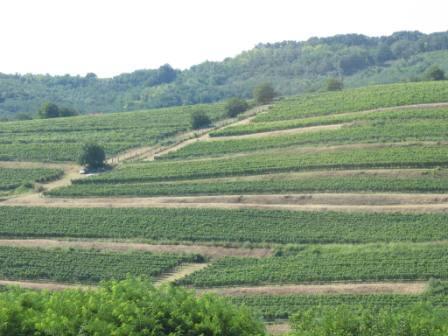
top-left (253, 83), bottom-right (276, 105)
top-left (78, 143), bottom-right (106, 169)
top-left (0, 278), bottom-right (265, 336)
top-left (225, 97), bottom-right (249, 117)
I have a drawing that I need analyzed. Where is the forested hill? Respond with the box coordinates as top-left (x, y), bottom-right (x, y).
top-left (2, 30), bottom-right (448, 118)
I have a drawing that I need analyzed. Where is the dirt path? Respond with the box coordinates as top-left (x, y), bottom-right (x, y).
top-left (142, 105), bottom-right (270, 161)
top-left (5, 192), bottom-right (448, 213)
top-left (155, 263), bottom-right (210, 286)
top-left (266, 323), bottom-right (291, 335)
top-left (0, 239), bottom-right (272, 258)
top-left (207, 123), bottom-right (348, 140)
top-left (0, 279), bottom-right (90, 291)
top-left (199, 282), bottom-right (427, 296)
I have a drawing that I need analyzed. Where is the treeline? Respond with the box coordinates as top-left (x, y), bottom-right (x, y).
top-left (1, 31), bottom-right (448, 118)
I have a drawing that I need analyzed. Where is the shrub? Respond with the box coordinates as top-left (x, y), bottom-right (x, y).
top-left (0, 278), bottom-right (266, 335)
top-left (78, 143), bottom-right (106, 168)
top-left (253, 83), bottom-right (276, 104)
top-left (425, 66), bottom-right (445, 81)
top-left (326, 77), bottom-right (344, 91)
top-left (191, 111), bottom-right (211, 129)
top-left (225, 98), bottom-right (249, 117)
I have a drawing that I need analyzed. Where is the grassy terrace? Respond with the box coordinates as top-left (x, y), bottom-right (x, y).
top-left (72, 144), bottom-right (448, 184)
top-left (0, 103), bottom-right (225, 162)
top-left (211, 106), bottom-right (448, 136)
top-left (180, 243), bottom-right (448, 287)
top-left (163, 118), bottom-right (448, 160)
top-left (0, 246), bottom-right (200, 284)
top-left (49, 169), bottom-right (448, 197)
top-left (1, 206), bottom-right (448, 244)
top-left (230, 281), bottom-right (448, 319)
top-left (254, 81), bottom-right (448, 122)
top-left (0, 167), bottom-right (63, 191)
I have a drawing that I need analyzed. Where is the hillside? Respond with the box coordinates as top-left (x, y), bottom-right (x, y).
top-left (2, 81), bottom-right (448, 334)
top-left (1, 30), bottom-right (448, 118)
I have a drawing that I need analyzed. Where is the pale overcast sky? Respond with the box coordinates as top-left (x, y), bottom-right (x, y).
top-left (1, 0), bottom-right (447, 77)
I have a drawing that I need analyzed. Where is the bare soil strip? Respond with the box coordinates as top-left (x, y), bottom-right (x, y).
top-left (155, 263), bottom-right (210, 286)
top-left (198, 282), bottom-right (427, 296)
top-left (0, 239), bottom-right (271, 258)
top-left (0, 280), bottom-right (90, 291)
top-left (208, 123), bottom-right (347, 140)
top-left (5, 193), bottom-right (448, 213)
top-left (266, 323), bottom-right (291, 335)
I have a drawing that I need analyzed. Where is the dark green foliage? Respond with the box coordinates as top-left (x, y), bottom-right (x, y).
top-left (426, 65), bottom-right (446, 81)
top-left (0, 278), bottom-right (265, 335)
top-left (325, 77), bottom-right (344, 91)
top-left (253, 83), bottom-right (276, 104)
top-left (78, 143), bottom-right (106, 168)
top-left (191, 110), bottom-right (211, 129)
top-left (225, 97), bottom-right (249, 117)
top-left (38, 102), bottom-right (78, 119)
top-left (290, 305), bottom-right (448, 336)
top-left (2, 31), bottom-right (448, 117)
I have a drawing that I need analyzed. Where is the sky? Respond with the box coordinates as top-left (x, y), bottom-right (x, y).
top-left (1, 0), bottom-right (447, 78)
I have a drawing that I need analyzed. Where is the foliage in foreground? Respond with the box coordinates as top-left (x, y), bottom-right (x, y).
top-left (0, 278), bottom-right (265, 336)
top-left (290, 304), bottom-right (448, 336)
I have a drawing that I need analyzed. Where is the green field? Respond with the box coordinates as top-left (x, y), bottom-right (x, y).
top-left (0, 246), bottom-right (200, 284)
top-left (211, 106), bottom-right (448, 136)
top-left (231, 281), bottom-right (448, 319)
top-left (180, 243), bottom-right (448, 287)
top-left (48, 169), bottom-right (448, 197)
top-left (0, 103), bottom-right (225, 162)
top-left (255, 81), bottom-right (448, 122)
top-left (72, 144), bottom-right (448, 184)
top-left (0, 167), bottom-right (63, 191)
top-left (1, 206), bottom-right (448, 244)
top-left (163, 118), bottom-right (448, 160)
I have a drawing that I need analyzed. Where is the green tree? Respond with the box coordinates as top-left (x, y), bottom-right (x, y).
top-left (0, 278), bottom-right (266, 335)
top-left (191, 111), bottom-right (211, 129)
top-left (326, 77), bottom-right (344, 91)
top-left (38, 102), bottom-right (60, 118)
top-left (426, 66), bottom-right (446, 81)
top-left (225, 97), bottom-right (249, 117)
top-left (78, 143), bottom-right (106, 168)
top-left (253, 83), bottom-right (276, 104)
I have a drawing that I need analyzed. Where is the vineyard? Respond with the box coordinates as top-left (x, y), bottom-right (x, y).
top-left (231, 281), bottom-right (448, 319)
top-left (0, 167), bottom-right (63, 191)
top-left (3, 80), bottom-right (448, 334)
top-left (254, 81), bottom-right (448, 122)
top-left (71, 144), bottom-right (448, 184)
top-left (180, 243), bottom-right (448, 287)
top-left (0, 102), bottom-right (225, 162)
top-left (48, 169), bottom-right (448, 197)
top-left (1, 206), bottom-right (448, 244)
top-left (0, 245), bottom-right (201, 284)
top-left (163, 118), bottom-right (448, 160)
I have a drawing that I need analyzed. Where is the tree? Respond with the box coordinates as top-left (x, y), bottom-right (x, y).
top-left (191, 111), bottom-right (211, 129)
top-left (38, 102), bottom-right (60, 118)
top-left (425, 66), bottom-right (445, 81)
top-left (225, 98), bottom-right (249, 117)
top-left (325, 78), bottom-right (344, 91)
top-left (78, 143), bottom-right (106, 169)
top-left (253, 83), bottom-right (276, 104)
top-left (38, 102), bottom-right (78, 118)
top-left (0, 278), bottom-right (265, 335)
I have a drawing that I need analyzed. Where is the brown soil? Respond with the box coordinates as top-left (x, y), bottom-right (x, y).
top-left (0, 279), bottom-right (90, 291)
top-left (155, 263), bottom-right (210, 286)
top-left (0, 239), bottom-right (272, 258)
top-left (266, 323), bottom-right (291, 335)
top-left (199, 282), bottom-right (427, 296)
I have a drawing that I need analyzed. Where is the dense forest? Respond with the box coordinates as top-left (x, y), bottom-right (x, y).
top-left (1, 30), bottom-right (448, 118)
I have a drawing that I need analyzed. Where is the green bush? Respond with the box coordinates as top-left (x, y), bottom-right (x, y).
top-left (78, 143), bottom-right (106, 169)
top-left (290, 304), bottom-right (448, 336)
top-left (253, 83), bottom-right (276, 105)
top-left (0, 278), bottom-right (265, 336)
top-left (191, 110), bottom-right (211, 129)
top-left (225, 98), bottom-right (249, 117)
